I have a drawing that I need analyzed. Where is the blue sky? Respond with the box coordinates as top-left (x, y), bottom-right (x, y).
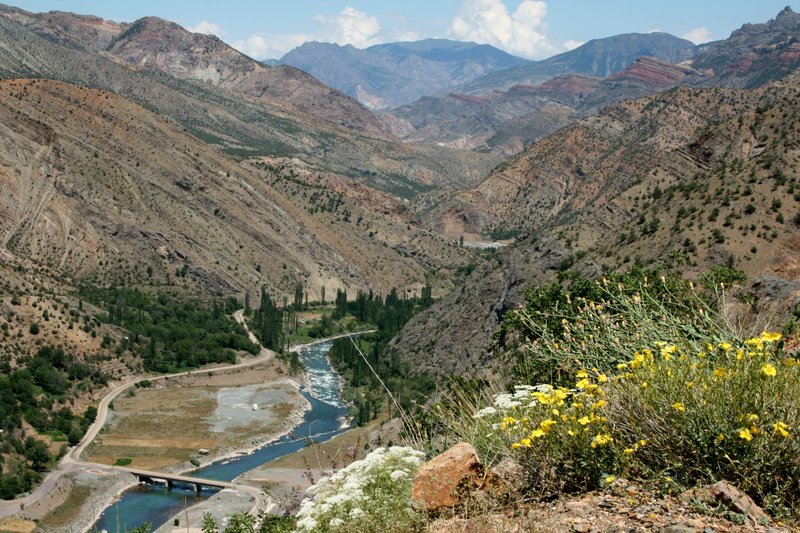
top-left (8, 1), bottom-right (798, 60)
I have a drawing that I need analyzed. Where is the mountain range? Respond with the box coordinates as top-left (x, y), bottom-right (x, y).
top-left (386, 8), bottom-right (800, 155)
top-left (273, 39), bottom-right (531, 109)
top-left (0, 2), bottom-right (798, 379)
top-left (390, 68), bottom-right (800, 377)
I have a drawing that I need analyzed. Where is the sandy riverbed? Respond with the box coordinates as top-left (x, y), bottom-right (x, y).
top-left (33, 357), bottom-right (308, 533)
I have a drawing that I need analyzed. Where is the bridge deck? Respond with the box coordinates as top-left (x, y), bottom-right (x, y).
top-left (122, 467), bottom-right (235, 489)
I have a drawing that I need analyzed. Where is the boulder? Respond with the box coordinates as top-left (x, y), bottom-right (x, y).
top-left (411, 442), bottom-right (485, 512)
top-left (680, 480), bottom-right (769, 526)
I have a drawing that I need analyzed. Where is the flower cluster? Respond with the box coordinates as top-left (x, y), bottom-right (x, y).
top-left (471, 331), bottom-right (796, 499)
top-left (613, 331), bottom-right (792, 446)
top-left (294, 446), bottom-right (425, 532)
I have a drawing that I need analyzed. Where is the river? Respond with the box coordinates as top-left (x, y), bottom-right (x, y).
top-left (92, 340), bottom-right (349, 532)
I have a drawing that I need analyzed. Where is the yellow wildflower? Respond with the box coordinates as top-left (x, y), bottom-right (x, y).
top-left (746, 337), bottom-right (764, 350)
top-left (738, 428), bottom-right (753, 441)
top-left (576, 378), bottom-right (591, 389)
top-left (597, 373), bottom-right (608, 384)
top-left (747, 413), bottom-right (759, 422)
top-left (639, 439), bottom-right (648, 447)
top-left (576, 369), bottom-right (589, 379)
top-left (718, 434), bottom-right (725, 442)
top-left (591, 433), bottom-right (613, 448)
top-left (773, 422), bottom-right (791, 438)
top-left (713, 368), bottom-right (728, 378)
top-left (661, 345), bottom-right (678, 360)
top-left (500, 416), bottom-right (518, 430)
top-left (604, 475), bottom-right (615, 484)
top-left (539, 419), bottom-right (557, 433)
top-left (672, 402), bottom-right (686, 412)
top-left (761, 363), bottom-right (777, 377)
top-left (513, 438), bottom-right (532, 448)
top-left (685, 381), bottom-right (694, 389)
top-left (624, 448), bottom-right (635, 454)
top-left (718, 342), bottom-right (732, 351)
top-left (530, 429), bottom-right (546, 439)
top-left (578, 416), bottom-right (591, 426)
top-left (592, 400), bottom-right (607, 410)
top-left (760, 331), bottom-right (782, 343)
top-left (616, 362), bottom-right (628, 370)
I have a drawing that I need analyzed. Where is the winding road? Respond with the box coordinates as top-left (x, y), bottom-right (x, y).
top-left (0, 310), bottom-right (273, 520)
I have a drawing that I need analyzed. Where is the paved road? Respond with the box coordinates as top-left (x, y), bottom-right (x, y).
top-left (0, 310), bottom-right (274, 520)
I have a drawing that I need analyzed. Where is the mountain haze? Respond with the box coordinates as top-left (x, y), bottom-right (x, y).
top-left (388, 10), bottom-right (800, 156)
top-left (277, 39), bottom-right (530, 109)
top-left (457, 32), bottom-right (696, 96)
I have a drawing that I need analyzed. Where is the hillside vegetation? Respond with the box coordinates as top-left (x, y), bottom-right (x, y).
top-left (392, 70), bottom-right (800, 378)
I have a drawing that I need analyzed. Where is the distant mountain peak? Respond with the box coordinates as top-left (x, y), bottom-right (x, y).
top-left (776, 5), bottom-right (798, 21)
top-left (277, 38), bottom-right (530, 108)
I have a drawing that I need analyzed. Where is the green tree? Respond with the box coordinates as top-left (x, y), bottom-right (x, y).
top-left (24, 437), bottom-right (50, 470)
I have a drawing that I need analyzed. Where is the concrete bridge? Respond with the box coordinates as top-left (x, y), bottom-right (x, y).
top-left (123, 467), bottom-right (235, 493)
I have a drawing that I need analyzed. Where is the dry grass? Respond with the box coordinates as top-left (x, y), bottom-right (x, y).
top-left (86, 380), bottom-right (303, 470)
top-left (265, 420), bottom-right (380, 471)
top-left (38, 484), bottom-right (92, 528)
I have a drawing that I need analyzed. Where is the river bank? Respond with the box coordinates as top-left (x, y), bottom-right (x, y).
top-left (27, 329), bottom-right (361, 532)
top-left (28, 357), bottom-right (303, 532)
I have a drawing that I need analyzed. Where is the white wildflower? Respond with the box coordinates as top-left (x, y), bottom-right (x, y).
top-left (390, 470), bottom-right (408, 481)
top-left (473, 406), bottom-right (497, 418)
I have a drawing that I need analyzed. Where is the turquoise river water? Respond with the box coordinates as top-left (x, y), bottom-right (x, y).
top-left (92, 340), bottom-right (349, 532)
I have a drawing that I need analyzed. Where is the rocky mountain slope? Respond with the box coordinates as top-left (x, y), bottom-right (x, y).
top-left (0, 79), bottom-right (474, 302)
top-left (276, 39), bottom-right (530, 109)
top-left (0, 8), bottom-right (500, 198)
top-left (0, 5), bottom-right (387, 138)
top-left (459, 32), bottom-right (696, 96)
top-left (388, 9), bottom-right (800, 156)
top-left (693, 6), bottom-right (800, 88)
top-left (389, 70), bottom-right (800, 377)
top-left (390, 57), bottom-right (708, 155)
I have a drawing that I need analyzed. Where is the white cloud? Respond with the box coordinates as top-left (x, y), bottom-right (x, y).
top-left (448, 0), bottom-right (558, 59)
top-left (232, 33), bottom-right (311, 60)
top-left (563, 39), bottom-right (584, 51)
top-left (313, 7), bottom-right (381, 48)
top-left (647, 28), bottom-right (663, 34)
top-left (682, 27), bottom-right (713, 44)
top-left (230, 6), bottom-right (383, 60)
top-left (187, 20), bottom-right (225, 38)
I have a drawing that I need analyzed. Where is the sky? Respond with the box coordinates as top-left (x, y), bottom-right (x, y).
top-left (8, 1), bottom-right (799, 60)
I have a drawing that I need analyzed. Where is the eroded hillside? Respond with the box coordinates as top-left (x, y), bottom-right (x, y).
top-left (0, 79), bottom-right (474, 301)
top-left (389, 72), bottom-right (800, 377)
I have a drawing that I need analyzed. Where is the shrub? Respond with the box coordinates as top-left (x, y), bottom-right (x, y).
top-left (607, 331), bottom-right (799, 516)
top-left (464, 331), bottom-right (797, 516)
top-left (497, 270), bottom-right (731, 386)
top-left (295, 446), bottom-right (426, 532)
